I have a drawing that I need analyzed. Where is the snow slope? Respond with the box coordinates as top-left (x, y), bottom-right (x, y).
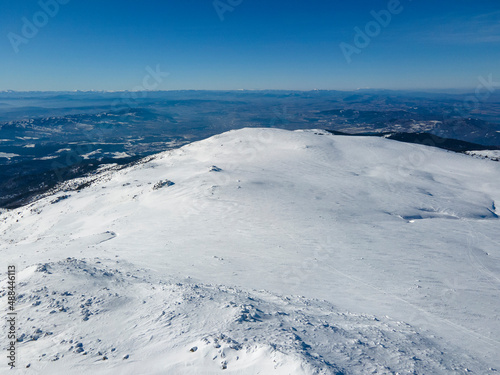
top-left (1, 128), bottom-right (500, 374)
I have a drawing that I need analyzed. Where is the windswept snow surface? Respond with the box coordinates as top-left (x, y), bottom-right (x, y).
top-left (1, 128), bottom-right (500, 374)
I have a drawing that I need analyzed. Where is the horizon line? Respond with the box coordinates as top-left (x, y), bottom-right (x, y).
top-left (0, 88), bottom-right (483, 94)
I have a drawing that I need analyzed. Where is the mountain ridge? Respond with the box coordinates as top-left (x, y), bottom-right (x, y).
top-left (1, 128), bottom-right (500, 373)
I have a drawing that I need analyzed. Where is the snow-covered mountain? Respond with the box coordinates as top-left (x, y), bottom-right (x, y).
top-left (1, 128), bottom-right (500, 374)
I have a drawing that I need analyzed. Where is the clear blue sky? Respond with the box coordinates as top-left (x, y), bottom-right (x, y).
top-left (0, 0), bottom-right (499, 91)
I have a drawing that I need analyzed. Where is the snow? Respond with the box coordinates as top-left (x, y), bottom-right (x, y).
top-left (0, 152), bottom-right (19, 159)
top-left (466, 150), bottom-right (500, 161)
top-left (81, 149), bottom-right (102, 160)
top-left (35, 156), bottom-right (59, 161)
top-left (109, 152), bottom-right (131, 159)
top-left (0, 258), bottom-right (486, 374)
top-left (1, 128), bottom-right (500, 374)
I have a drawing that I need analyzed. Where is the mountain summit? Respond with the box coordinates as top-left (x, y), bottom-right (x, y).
top-left (2, 128), bottom-right (499, 374)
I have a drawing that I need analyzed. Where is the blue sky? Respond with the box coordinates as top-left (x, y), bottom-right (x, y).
top-left (0, 0), bottom-right (499, 91)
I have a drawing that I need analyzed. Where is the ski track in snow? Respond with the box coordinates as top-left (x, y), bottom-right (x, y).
top-left (1, 128), bottom-right (500, 374)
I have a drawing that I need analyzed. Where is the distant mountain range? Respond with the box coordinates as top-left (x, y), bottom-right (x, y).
top-left (327, 130), bottom-right (500, 152)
